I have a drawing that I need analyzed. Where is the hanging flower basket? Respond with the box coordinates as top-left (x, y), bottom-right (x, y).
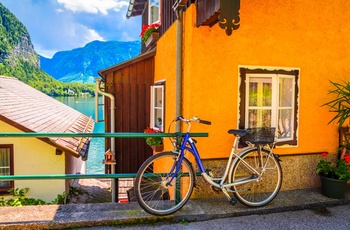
top-left (144, 126), bottom-right (163, 152)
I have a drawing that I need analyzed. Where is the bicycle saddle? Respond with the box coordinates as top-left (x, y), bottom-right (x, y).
top-left (228, 129), bottom-right (248, 137)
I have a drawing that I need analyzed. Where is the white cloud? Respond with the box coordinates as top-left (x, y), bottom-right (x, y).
top-left (33, 43), bottom-right (58, 59)
top-left (55, 8), bottom-right (64, 14)
top-left (57, 0), bottom-right (129, 15)
top-left (0, 0), bottom-right (139, 58)
top-left (84, 28), bottom-right (105, 42)
top-left (120, 31), bottom-right (134, 41)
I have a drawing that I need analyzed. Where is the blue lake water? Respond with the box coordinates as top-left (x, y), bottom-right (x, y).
top-left (54, 96), bottom-right (105, 174)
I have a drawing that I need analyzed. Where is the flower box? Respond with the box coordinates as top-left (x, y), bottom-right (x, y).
top-left (145, 32), bottom-right (159, 47)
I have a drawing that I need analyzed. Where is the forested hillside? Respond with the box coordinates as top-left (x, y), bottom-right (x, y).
top-left (0, 3), bottom-right (94, 96)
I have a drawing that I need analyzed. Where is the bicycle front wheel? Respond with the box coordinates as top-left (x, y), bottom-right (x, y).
top-left (134, 151), bottom-right (195, 216)
top-left (231, 148), bottom-right (282, 207)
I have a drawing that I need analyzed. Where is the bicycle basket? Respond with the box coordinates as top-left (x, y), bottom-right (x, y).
top-left (241, 127), bottom-right (276, 145)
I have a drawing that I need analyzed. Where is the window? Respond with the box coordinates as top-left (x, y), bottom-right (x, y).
top-left (239, 67), bottom-right (299, 146)
top-left (149, 0), bottom-right (160, 24)
top-left (150, 82), bottom-right (165, 131)
top-left (0, 144), bottom-right (14, 193)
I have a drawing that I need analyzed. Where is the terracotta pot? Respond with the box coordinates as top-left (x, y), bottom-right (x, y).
top-left (151, 144), bottom-right (164, 152)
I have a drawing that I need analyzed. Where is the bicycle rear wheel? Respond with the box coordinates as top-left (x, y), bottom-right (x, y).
top-left (231, 148), bottom-right (282, 207)
top-left (134, 151), bottom-right (195, 216)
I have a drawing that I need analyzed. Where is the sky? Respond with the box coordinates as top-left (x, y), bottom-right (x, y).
top-left (0, 0), bottom-right (141, 58)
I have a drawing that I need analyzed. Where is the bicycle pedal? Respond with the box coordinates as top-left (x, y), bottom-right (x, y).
top-left (229, 197), bottom-right (237, 206)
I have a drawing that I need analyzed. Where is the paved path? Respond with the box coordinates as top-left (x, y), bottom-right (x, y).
top-left (0, 187), bottom-right (349, 229)
top-left (80, 204), bottom-right (350, 230)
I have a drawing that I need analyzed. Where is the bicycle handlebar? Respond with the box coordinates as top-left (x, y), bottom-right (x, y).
top-left (175, 116), bottom-right (211, 125)
top-left (198, 119), bottom-right (211, 125)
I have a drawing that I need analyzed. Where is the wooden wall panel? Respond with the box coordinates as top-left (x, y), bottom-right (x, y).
top-left (101, 55), bottom-right (154, 174)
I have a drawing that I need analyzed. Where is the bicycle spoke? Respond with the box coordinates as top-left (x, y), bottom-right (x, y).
top-left (231, 148), bottom-right (282, 206)
top-left (134, 152), bottom-right (195, 216)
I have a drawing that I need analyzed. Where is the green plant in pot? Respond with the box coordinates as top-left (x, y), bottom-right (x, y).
top-left (316, 153), bottom-right (350, 180)
top-left (140, 23), bottom-right (160, 44)
top-left (144, 126), bottom-right (163, 151)
top-left (323, 80), bottom-right (350, 127)
top-left (316, 153), bottom-right (350, 198)
top-left (319, 80), bottom-right (350, 198)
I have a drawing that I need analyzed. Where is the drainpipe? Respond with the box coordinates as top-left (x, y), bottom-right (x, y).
top-left (175, 8), bottom-right (184, 132)
top-left (95, 78), bottom-right (116, 203)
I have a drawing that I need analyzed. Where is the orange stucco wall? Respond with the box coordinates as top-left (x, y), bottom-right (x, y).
top-left (154, 0), bottom-right (350, 159)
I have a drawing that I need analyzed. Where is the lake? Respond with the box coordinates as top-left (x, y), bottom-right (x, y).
top-left (54, 96), bottom-right (105, 174)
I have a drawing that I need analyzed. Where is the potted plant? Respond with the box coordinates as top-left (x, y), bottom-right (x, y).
top-left (323, 81), bottom-right (350, 160)
top-left (140, 23), bottom-right (160, 47)
top-left (320, 80), bottom-right (350, 198)
top-left (316, 152), bottom-right (350, 198)
top-left (144, 126), bottom-right (163, 152)
top-left (323, 80), bottom-right (350, 128)
top-left (156, 117), bottom-right (162, 127)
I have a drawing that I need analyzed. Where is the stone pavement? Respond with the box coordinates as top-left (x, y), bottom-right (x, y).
top-left (0, 186), bottom-right (349, 229)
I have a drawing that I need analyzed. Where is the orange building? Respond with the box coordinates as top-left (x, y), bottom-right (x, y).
top-left (100, 0), bottom-right (350, 195)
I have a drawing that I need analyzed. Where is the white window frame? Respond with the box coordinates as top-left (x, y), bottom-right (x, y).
top-left (245, 73), bottom-right (296, 142)
top-left (239, 66), bottom-right (300, 146)
top-left (150, 83), bottom-right (164, 131)
top-left (148, 0), bottom-right (160, 24)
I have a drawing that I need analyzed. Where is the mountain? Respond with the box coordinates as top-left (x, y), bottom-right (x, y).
top-left (0, 3), bottom-right (39, 68)
top-left (40, 40), bottom-right (141, 84)
top-left (0, 3), bottom-right (95, 96)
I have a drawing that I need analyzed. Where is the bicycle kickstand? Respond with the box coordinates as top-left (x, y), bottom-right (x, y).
top-left (221, 187), bottom-right (237, 206)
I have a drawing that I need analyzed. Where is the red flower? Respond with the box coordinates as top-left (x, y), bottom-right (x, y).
top-left (344, 155), bottom-right (350, 164)
top-left (140, 24), bottom-right (149, 37)
top-left (140, 23), bottom-right (161, 43)
top-left (321, 152), bottom-right (328, 157)
top-left (144, 126), bottom-right (157, 133)
top-left (144, 126), bottom-right (162, 147)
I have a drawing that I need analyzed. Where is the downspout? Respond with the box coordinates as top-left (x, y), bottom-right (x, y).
top-left (95, 78), bottom-right (116, 203)
top-left (175, 8), bottom-right (184, 132)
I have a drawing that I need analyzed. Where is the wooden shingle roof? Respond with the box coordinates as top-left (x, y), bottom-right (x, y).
top-left (0, 76), bottom-right (94, 159)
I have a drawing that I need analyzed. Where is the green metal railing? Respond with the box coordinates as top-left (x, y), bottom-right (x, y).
top-left (0, 173), bottom-right (136, 181)
top-left (0, 132), bottom-right (208, 181)
top-left (0, 132), bottom-right (208, 138)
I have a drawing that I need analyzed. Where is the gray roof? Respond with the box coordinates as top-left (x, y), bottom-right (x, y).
top-left (0, 76), bottom-right (94, 158)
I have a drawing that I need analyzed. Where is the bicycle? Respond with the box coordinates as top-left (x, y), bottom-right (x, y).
top-left (134, 116), bottom-right (282, 216)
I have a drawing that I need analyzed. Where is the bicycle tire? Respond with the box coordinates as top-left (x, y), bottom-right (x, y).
top-left (230, 148), bottom-right (282, 207)
top-left (134, 151), bottom-right (195, 216)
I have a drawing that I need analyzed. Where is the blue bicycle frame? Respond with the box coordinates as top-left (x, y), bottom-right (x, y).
top-left (167, 131), bottom-right (262, 192)
top-left (165, 132), bottom-right (204, 186)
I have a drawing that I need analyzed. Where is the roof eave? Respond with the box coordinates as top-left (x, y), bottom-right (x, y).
top-left (0, 114), bottom-right (94, 160)
top-left (126, 0), bottom-right (148, 19)
top-left (98, 49), bottom-right (156, 79)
